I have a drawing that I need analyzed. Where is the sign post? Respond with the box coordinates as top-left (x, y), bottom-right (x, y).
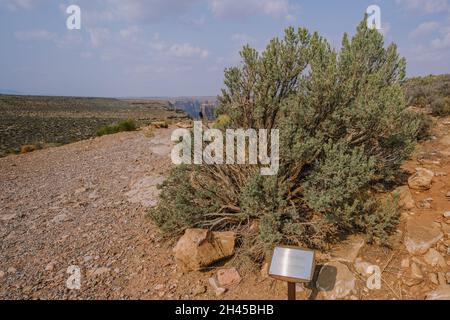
top-left (287, 282), bottom-right (296, 300)
top-left (268, 246), bottom-right (316, 301)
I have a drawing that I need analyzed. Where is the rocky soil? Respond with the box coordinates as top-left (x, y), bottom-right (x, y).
top-left (0, 126), bottom-right (284, 300)
top-left (1, 118), bottom-right (449, 300)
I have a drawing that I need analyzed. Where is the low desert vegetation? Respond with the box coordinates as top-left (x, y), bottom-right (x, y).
top-left (405, 74), bottom-right (450, 116)
top-left (150, 18), bottom-right (429, 262)
top-left (20, 144), bottom-right (39, 154)
top-left (150, 121), bottom-right (169, 129)
top-left (0, 95), bottom-right (185, 157)
top-left (214, 114), bottom-right (231, 129)
top-left (96, 119), bottom-right (138, 137)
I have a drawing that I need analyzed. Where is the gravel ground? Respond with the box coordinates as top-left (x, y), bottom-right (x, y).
top-left (0, 128), bottom-right (176, 299)
top-left (0, 127), bottom-right (285, 300)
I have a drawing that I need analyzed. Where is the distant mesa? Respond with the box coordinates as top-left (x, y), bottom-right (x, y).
top-left (0, 89), bottom-right (23, 95)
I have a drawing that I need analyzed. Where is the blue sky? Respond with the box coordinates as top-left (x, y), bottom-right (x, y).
top-left (0, 0), bottom-right (449, 97)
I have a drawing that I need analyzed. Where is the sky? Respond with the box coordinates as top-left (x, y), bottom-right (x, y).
top-left (0, 0), bottom-right (449, 97)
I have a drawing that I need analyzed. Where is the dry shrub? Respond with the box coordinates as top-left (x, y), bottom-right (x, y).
top-left (20, 144), bottom-right (38, 154)
top-left (150, 18), bottom-right (425, 261)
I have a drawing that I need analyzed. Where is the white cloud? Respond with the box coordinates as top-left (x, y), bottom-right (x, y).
top-left (409, 21), bottom-right (440, 38)
top-left (431, 28), bottom-right (450, 48)
top-left (136, 33), bottom-right (210, 59)
top-left (210, 0), bottom-right (296, 21)
top-left (149, 33), bottom-right (165, 52)
top-left (395, 0), bottom-right (450, 13)
top-left (14, 30), bottom-right (56, 41)
top-left (406, 43), bottom-right (448, 62)
top-left (180, 14), bottom-right (206, 27)
top-left (91, 0), bottom-right (200, 23)
top-left (0, 0), bottom-right (35, 11)
top-left (119, 26), bottom-right (142, 41)
top-left (88, 28), bottom-right (111, 48)
top-left (55, 32), bottom-right (84, 48)
top-left (82, 22), bottom-right (210, 63)
top-left (396, 0), bottom-right (450, 62)
top-left (84, 0), bottom-right (297, 24)
top-left (14, 28), bottom-right (84, 49)
top-left (168, 43), bottom-right (209, 58)
top-left (3, 0), bottom-right (298, 24)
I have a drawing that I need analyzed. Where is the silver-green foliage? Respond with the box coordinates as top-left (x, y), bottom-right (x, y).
top-left (150, 18), bottom-right (425, 258)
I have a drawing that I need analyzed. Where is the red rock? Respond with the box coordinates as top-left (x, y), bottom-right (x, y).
top-left (173, 229), bottom-right (235, 271)
top-left (408, 168), bottom-right (434, 190)
top-left (392, 186), bottom-right (415, 210)
top-left (217, 268), bottom-right (241, 288)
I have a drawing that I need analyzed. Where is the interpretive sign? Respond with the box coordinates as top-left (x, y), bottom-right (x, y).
top-left (268, 246), bottom-right (316, 300)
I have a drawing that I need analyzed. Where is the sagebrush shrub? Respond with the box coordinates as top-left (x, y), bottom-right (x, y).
top-left (150, 18), bottom-right (425, 259)
top-left (96, 119), bottom-right (137, 136)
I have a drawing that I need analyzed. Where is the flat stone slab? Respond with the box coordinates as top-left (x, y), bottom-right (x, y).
top-left (426, 286), bottom-right (450, 300)
top-left (404, 215), bottom-right (443, 255)
top-left (125, 175), bottom-right (165, 207)
top-left (0, 214), bottom-right (17, 221)
top-left (330, 235), bottom-right (365, 263)
top-left (392, 186), bottom-right (415, 210)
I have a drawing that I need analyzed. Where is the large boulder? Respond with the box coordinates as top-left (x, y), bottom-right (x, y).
top-left (408, 168), bottom-right (434, 191)
top-left (392, 186), bottom-right (415, 210)
top-left (316, 262), bottom-right (356, 300)
top-left (173, 229), bottom-right (236, 271)
top-left (404, 215), bottom-right (443, 255)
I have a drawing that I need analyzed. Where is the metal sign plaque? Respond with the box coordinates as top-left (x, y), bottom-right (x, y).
top-left (269, 246), bottom-right (315, 283)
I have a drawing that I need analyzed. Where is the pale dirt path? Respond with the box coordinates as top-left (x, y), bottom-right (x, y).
top-left (0, 128), bottom-right (283, 300)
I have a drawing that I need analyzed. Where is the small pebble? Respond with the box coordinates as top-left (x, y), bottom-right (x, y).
top-left (7, 267), bottom-right (17, 274)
